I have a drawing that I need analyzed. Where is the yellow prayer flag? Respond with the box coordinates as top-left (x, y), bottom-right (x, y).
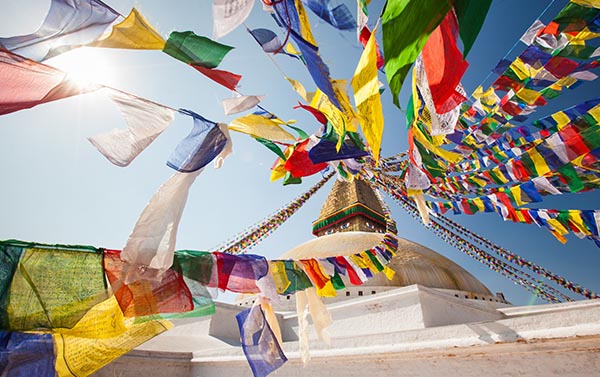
top-left (382, 266), bottom-right (395, 280)
top-left (510, 58), bottom-right (532, 81)
top-left (528, 147), bottom-right (551, 176)
top-left (571, 0), bottom-right (600, 8)
top-left (89, 8), bottom-right (166, 50)
top-left (269, 261), bottom-right (291, 294)
top-left (588, 104), bottom-right (600, 123)
top-left (412, 126), bottom-right (462, 163)
top-left (332, 79), bottom-right (359, 132)
top-left (54, 296), bottom-right (172, 377)
top-left (316, 280), bottom-right (337, 298)
top-left (270, 146), bottom-right (294, 182)
top-left (516, 87), bottom-right (542, 105)
top-left (229, 114), bottom-right (296, 141)
top-left (351, 27), bottom-right (384, 161)
top-left (286, 76), bottom-right (314, 102)
top-left (310, 89), bottom-right (347, 148)
top-left (473, 197), bottom-right (486, 212)
top-left (551, 111), bottom-right (571, 130)
top-left (568, 210), bottom-right (591, 236)
top-left (295, 0), bottom-right (317, 45)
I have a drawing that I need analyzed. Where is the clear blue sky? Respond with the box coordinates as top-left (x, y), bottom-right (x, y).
top-left (0, 0), bottom-right (598, 306)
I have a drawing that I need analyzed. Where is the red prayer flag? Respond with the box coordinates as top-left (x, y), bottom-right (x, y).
top-left (191, 64), bottom-right (242, 90)
top-left (284, 139), bottom-right (328, 178)
top-left (421, 11), bottom-right (468, 114)
top-left (0, 49), bottom-right (93, 116)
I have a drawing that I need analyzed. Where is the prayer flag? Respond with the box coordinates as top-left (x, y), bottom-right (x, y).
top-left (285, 139), bottom-right (328, 177)
top-left (382, 0), bottom-right (451, 106)
top-left (121, 170), bottom-right (202, 281)
top-left (229, 113), bottom-right (296, 141)
top-left (88, 89), bottom-right (175, 167)
top-left (0, 0), bottom-right (119, 61)
top-left (214, 253), bottom-right (268, 293)
top-left (0, 331), bottom-right (55, 376)
top-left (167, 110), bottom-right (228, 173)
top-left (88, 8), bottom-right (166, 50)
top-left (248, 28), bottom-right (282, 53)
top-left (303, 0), bottom-right (356, 30)
top-left (352, 26), bottom-right (384, 161)
top-left (163, 31), bottom-right (234, 68)
top-left (308, 138), bottom-right (368, 163)
top-left (236, 304), bottom-right (287, 377)
top-left (223, 95), bottom-right (264, 115)
top-left (453, 0), bottom-right (492, 57)
top-left (5, 242), bottom-right (109, 331)
top-left (0, 50), bottom-right (94, 116)
top-left (213, 0), bottom-right (255, 39)
top-left (191, 64), bottom-right (242, 90)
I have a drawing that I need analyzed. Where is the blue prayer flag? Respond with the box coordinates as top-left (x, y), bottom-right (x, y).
top-left (303, 0), bottom-right (356, 30)
top-left (167, 110), bottom-right (228, 173)
top-left (0, 331), bottom-right (55, 377)
top-left (236, 305), bottom-right (287, 377)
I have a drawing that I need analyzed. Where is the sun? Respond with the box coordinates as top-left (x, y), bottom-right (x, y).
top-left (48, 47), bottom-right (117, 86)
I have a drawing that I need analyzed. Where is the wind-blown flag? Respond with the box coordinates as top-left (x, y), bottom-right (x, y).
top-left (302, 0), bottom-right (356, 30)
top-left (88, 89), bottom-right (176, 167)
top-left (308, 138), bottom-right (368, 163)
top-left (163, 31), bottom-right (233, 67)
top-left (213, 0), bottom-right (255, 39)
top-left (453, 0), bottom-right (492, 57)
top-left (121, 170), bottom-right (202, 282)
top-left (0, 0), bottom-right (119, 61)
top-left (0, 331), bottom-right (55, 376)
top-left (352, 27), bottom-right (384, 161)
top-left (88, 8), bottom-right (166, 50)
top-left (236, 304), bottom-right (287, 377)
top-left (222, 95), bottom-right (264, 115)
top-left (285, 139), bottom-right (328, 177)
top-left (229, 113), bottom-right (296, 141)
top-left (0, 49), bottom-right (95, 116)
top-left (167, 110), bottom-right (229, 173)
top-left (248, 28), bottom-right (282, 53)
top-left (382, 0), bottom-right (451, 106)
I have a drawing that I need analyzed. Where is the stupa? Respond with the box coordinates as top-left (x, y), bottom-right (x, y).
top-left (95, 178), bottom-right (600, 377)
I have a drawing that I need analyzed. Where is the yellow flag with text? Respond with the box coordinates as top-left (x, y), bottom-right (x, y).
top-left (89, 8), bottom-right (166, 50)
top-left (351, 27), bottom-right (384, 161)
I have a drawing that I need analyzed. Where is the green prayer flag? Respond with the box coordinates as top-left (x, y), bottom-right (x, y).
top-left (173, 249), bottom-right (214, 285)
top-left (331, 271), bottom-right (345, 290)
top-left (163, 31), bottom-right (234, 68)
top-left (453, 0), bottom-right (492, 57)
top-left (558, 163), bottom-right (584, 193)
top-left (255, 137), bottom-right (287, 160)
top-left (382, 0), bottom-right (451, 107)
top-left (282, 261), bottom-right (312, 294)
top-left (0, 242), bottom-right (24, 329)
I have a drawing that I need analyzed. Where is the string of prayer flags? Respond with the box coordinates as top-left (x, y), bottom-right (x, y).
top-left (236, 302), bottom-right (287, 377)
top-left (223, 95), bottom-right (265, 115)
top-left (213, 0), bottom-right (255, 40)
top-left (167, 110), bottom-right (229, 173)
top-left (382, 0), bottom-right (451, 107)
top-left (88, 8), bottom-right (166, 50)
top-left (88, 89), bottom-right (176, 167)
top-left (302, 0), bottom-right (356, 30)
top-left (352, 26), bottom-right (385, 162)
top-left (0, 49), bottom-right (96, 116)
top-left (0, 0), bottom-right (119, 61)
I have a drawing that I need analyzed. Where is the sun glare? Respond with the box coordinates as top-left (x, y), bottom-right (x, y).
top-left (49, 47), bottom-right (117, 86)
